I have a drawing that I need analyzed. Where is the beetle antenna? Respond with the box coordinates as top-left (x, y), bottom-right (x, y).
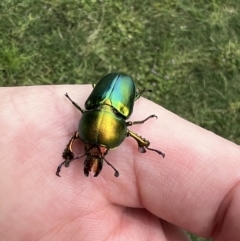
top-left (103, 158), bottom-right (119, 177)
top-left (74, 145), bottom-right (94, 160)
top-left (73, 153), bottom-right (87, 160)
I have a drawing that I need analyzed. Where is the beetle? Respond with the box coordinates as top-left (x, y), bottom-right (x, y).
top-left (56, 73), bottom-right (165, 177)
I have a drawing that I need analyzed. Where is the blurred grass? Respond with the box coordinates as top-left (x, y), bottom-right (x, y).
top-left (1, 0), bottom-right (240, 240)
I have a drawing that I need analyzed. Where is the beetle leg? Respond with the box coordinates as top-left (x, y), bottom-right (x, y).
top-left (126, 114), bottom-right (157, 126)
top-left (135, 89), bottom-right (152, 100)
top-left (127, 130), bottom-right (165, 158)
top-left (56, 132), bottom-right (79, 177)
top-left (65, 93), bottom-right (85, 113)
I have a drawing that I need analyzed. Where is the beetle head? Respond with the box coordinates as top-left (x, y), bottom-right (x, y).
top-left (83, 144), bottom-right (119, 177)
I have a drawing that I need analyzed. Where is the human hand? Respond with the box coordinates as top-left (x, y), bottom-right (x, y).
top-left (1, 86), bottom-right (240, 241)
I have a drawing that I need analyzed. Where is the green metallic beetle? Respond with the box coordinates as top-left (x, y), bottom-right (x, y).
top-left (56, 73), bottom-right (165, 177)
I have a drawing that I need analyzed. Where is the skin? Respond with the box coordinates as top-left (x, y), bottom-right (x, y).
top-left (0, 85), bottom-right (240, 241)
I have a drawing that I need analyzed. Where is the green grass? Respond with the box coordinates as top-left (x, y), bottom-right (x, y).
top-left (1, 0), bottom-right (240, 240)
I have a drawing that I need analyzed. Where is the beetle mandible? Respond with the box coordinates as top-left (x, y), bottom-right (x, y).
top-left (56, 73), bottom-right (165, 177)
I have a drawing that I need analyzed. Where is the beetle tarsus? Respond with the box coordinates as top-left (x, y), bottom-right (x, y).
top-left (146, 146), bottom-right (165, 158)
top-left (126, 114), bottom-right (157, 126)
top-left (56, 158), bottom-right (74, 177)
top-left (56, 161), bottom-right (66, 177)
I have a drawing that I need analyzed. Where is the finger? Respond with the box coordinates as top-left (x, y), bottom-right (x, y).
top-left (129, 98), bottom-right (240, 239)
